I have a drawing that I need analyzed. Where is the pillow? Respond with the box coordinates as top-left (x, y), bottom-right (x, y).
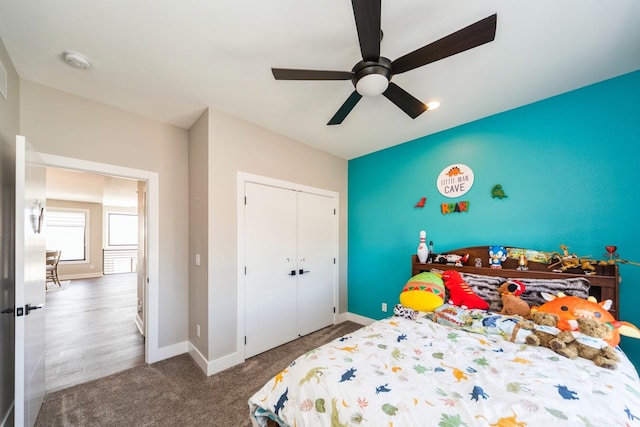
top-left (506, 277), bottom-right (591, 308)
top-left (399, 272), bottom-right (445, 312)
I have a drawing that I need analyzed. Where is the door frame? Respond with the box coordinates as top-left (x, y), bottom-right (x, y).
top-left (236, 172), bottom-right (339, 360)
top-left (37, 153), bottom-right (160, 363)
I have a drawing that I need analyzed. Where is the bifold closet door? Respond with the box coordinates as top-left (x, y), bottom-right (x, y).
top-left (244, 182), bottom-right (336, 358)
top-left (296, 191), bottom-right (335, 336)
top-left (244, 182), bottom-right (298, 357)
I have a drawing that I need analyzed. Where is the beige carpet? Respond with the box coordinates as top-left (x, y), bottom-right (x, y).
top-left (35, 321), bottom-right (363, 426)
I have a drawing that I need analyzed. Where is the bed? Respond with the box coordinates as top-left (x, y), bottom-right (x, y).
top-left (248, 246), bottom-right (640, 426)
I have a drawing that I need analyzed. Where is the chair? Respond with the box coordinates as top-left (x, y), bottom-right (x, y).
top-left (46, 250), bottom-right (62, 288)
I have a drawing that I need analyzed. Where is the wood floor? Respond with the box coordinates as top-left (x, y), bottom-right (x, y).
top-left (45, 273), bottom-right (145, 392)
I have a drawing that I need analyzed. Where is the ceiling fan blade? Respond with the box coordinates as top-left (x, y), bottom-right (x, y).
top-left (382, 82), bottom-right (427, 119)
top-left (351, 0), bottom-right (382, 61)
top-left (328, 91), bottom-right (363, 125)
top-left (391, 13), bottom-right (497, 75)
top-left (272, 68), bottom-right (354, 80)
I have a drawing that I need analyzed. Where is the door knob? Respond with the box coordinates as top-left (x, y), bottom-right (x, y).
top-left (25, 303), bottom-right (44, 315)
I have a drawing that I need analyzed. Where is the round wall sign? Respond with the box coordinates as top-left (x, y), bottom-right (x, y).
top-left (436, 163), bottom-right (474, 198)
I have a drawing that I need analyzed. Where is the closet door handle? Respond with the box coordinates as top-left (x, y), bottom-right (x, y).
top-left (299, 269), bottom-right (310, 275)
top-left (25, 303), bottom-right (44, 315)
top-left (288, 270), bottom-right (297, 276)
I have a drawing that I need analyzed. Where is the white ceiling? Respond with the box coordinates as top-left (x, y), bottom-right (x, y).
top-left (1, 1), bottom-right (639, 160)
top-left (46, 168), bottom-right (138, 208)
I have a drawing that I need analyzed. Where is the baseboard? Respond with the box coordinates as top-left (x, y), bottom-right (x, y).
top-left (58, 272), bottom-right (104, 280)
top-left (186, 314), bottom-right (376, 378)
top-left (155, 341), bottom-right (189, 362)
top-left (188, 343), bottom-right (244, 376)
top-left (335, 312), bottom-right (375, 325)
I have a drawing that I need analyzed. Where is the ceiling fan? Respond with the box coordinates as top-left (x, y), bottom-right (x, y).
top-left (271, 1), bottom-right (497, 125)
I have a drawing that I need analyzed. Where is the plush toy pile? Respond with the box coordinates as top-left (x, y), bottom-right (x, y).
top-left (396, 272), bottom-right (640, 369)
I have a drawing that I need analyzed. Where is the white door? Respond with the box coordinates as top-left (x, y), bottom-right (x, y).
top-left (244, 182), bottom-right (298, 357)
top-left (244, 181), bottom-right (336, 358)
top-left (15, 135), bottom-right (46, 426)
top-left (296, 192), bottom-right (335, 336)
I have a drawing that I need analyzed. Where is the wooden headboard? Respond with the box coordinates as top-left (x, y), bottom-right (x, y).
top-left (412, 245), bottom-right (620, 316)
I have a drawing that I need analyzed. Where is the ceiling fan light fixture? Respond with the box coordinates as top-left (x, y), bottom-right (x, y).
top-left (355, 73), bottom-right (389, 97)
top-left (426, 101), bottom-right (440, 110)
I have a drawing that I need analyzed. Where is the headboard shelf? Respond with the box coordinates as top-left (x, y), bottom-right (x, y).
top-left (411, 245), bottom-right (620, 316)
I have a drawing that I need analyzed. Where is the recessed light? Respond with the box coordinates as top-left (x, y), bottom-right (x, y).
top-left (426, 101), bottom-right (440, 110)
top-left (63, 50), bottom-right (92, 70)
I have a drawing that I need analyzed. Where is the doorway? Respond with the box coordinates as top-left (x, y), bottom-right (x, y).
top-left (37, 153), bottom-right (160, 371)
top-left (44, 167), bottom-right (143, 391)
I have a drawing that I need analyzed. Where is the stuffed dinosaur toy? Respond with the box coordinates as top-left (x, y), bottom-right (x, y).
top-left (441, 270), bottom-right (489, 310)
top-left (532, 292), bottom-right (640, 347)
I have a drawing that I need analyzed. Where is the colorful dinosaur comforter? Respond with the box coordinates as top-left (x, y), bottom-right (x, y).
top-left (248, 311), bottom-right (640, 426)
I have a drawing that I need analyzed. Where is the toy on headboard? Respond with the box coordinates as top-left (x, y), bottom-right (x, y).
top-left (433, 253), bottom-right (469, 266)
top-left (441, 270), bottom-right (489, 310)
top-left (532, 292), bottom-right (640, 347)
top-left (488, 245), bottom-right (507, 269)
top-left (497, 280), bottom-right (530, 317)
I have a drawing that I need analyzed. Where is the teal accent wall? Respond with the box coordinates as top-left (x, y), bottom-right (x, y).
top-left (348, 70), bottom-right (640, 367)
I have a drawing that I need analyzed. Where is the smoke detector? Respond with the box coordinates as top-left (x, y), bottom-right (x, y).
top-left (63, 50), bottom-right (92, 70)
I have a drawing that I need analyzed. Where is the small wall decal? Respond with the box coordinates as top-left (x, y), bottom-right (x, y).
top-left (491, 184), bottom-right (508, 199)
top-left (414, 197), bottom-right (426, 208)
top-left (436, 163), bottom-right (474, 198)
top-left (441, 201), bottom-right (469, 215)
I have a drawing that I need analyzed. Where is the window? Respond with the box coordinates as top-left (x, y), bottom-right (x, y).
top-left (107, 213), bottom-right (138, 247)
top-left (46, 209), bottom-right (88, 262)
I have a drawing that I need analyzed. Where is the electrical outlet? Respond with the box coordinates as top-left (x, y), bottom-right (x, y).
top-left (196, 324), bottom-right (201, 338)
top-left (381, 302), bottom-right (387, 312)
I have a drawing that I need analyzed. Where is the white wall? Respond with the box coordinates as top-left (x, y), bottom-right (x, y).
top-left (19, 80), bottom-right (190, 350)
top-left (188, 109), bottom-right (209, 360)
top-left (205, 108), bottom-right (348, 362)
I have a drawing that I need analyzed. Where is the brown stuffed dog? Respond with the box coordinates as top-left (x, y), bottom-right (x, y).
top-left (497, 280), bottom-right (530, 317)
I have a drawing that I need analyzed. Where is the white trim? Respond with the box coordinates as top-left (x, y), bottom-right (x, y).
top-left (58, 272), bottom-right (103, 280)
top-left (156, 341), bottom-right (189, 361)
top-left (37, 153), bottom-right (160, 364)
top-left (236, 172), bottom-right (339, 363)
top-left (188, 344), bottom-right (243, 376)
top-left (336, 312), bottom-right (375, 326)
